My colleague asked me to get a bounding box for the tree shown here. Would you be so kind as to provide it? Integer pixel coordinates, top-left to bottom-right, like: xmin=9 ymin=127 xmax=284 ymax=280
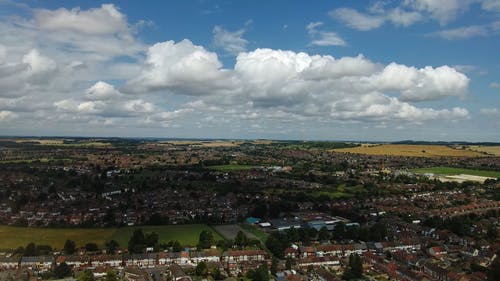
xmin=318 ymin=226 xmax=330 ymax=241
xmin=488 ymin=256 xmax=500 ymax=281
xmin=24 ymin=242 xmax=36 ymax=256
xmin=77 ymin=270 xmax=95 ymax=281
xmin=53 ymin=262 xmax=72 ymax=278
xmin=265 ymin=232 xmax=289 ymax=259
xmin=148 ymin=213 xmax=169 ymax=225
xmin=333 ymin=222 xmax=346 ymax=240
xmin=85 ymin=243 xmax=99 ymax=252
xmin=128 ymin=229 xmax=147 ymax=253
xmin=105 ymin=240 xmax=119 ymax=254
xmin=285 ymin=257 xmax=292 ymax=270
xmin=196 ymin=261 xmax=208 ymax=277
xmin=172 ymin=240 xmax=182 ymax=252
xmin=270 ymin=258 xmax=278 ymax=276
xmin=343 ymin=254 xmax=363 ymax=280
xmin=235 ymin=231 xmax=248 ymax=248
xmin=64 ymin=239 xmax=76 ymax=255
xmin=145 ymin=232 xmax=159 ymax=251
xmin=198 ymin=230 xmax=215 ymax=249
xmin=487 ymin=225 xmax=497 ymax=241
xmin=254 ymin=263 xmax=270 ymax=281
xmin=212 ymin=267 xmax=223 ymax=280
xmin=105 ymin=269 xmax=118 ymax=281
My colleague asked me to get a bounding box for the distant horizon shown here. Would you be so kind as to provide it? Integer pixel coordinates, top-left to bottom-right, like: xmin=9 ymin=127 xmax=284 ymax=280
xmin=1 ymin=134 xmax=500 ymax=145
xmin=1 ymin=1 xmax=499 ymax=141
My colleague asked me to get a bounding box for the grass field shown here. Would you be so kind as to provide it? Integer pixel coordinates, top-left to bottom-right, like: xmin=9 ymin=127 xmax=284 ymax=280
xmin=0 ymin=224 xmax=221 ymax=250
xmin=239 ymin=224 xmax=268 ymax=242
xmin=411 ymin=166 xmax=500 ymax=178
xmin=333 ymin=144 xmax=483 ymax=157
xmin=239 ymin=224 xmax=270 ymax=253
xmin=0 ymin=158 xmax=73 ymax=164
xmin=12 ymin=139 xmax=111 ymax=147
xmin=208 ymin=164 xmax=261 ymax=171
xmin=467 ymin=145 xmax=500 ymax=156
xmin=163 ymin=140 xmax=243 ymax=147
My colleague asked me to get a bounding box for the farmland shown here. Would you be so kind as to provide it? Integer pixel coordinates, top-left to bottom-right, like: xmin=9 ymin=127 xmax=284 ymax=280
xmin=466 ymin=145 xmax=500 ymax=156
xmin=0 ymin=224 xmax=221 ymax=250
xmin=411 ymin=166 xmax=500 ymax=178
xmin=208 ymin=164 xmax=262 ymax=171
xmin=12 ymin=139 xmax=111 ymax=147
xmin=333 ymin=144 xmax=484 ymax=157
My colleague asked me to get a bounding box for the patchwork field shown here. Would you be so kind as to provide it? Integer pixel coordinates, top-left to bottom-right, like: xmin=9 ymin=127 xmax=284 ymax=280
xmin=208 ymin=164 xmax=261 ymax=171
xmin=213 ymin=224 xmax=257 ymax=240
xmin=163 ymin=140 xmax=243 ymax=147
xmin=333 ymin=144 xmax=483 ymax=157
xmin=466 ymin=145 xmax=500 ymax=156
xmin=0 ymin=224 xmax=221 ymax=250
xmin=411 ymin=166 xmax=500 ymax=178
xmin=11 ymin=139 xmax=111 ymax=147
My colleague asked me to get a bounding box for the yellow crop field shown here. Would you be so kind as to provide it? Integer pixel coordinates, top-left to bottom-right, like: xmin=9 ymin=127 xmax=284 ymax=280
xmin=12 ymin=139 xmax=111 ymax=147
xmin=14 ymin=139 xmax=65 ymax=145
xmin=164 ymin=140 xmax=243 ymax=147
xmin=332 ymin=144 xmax=484 ymax=157
xmin=466 ymin=145 xmax=500 ymax=156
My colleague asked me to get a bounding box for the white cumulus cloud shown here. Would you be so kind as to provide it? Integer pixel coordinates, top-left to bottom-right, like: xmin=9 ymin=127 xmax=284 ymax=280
xmin=212 ymin=25 xmax=248 ymax=55
xmin=329 ymin=8 xmax=385 ymax=31
xmin=306 ymin=22 xmax=346 ymax=46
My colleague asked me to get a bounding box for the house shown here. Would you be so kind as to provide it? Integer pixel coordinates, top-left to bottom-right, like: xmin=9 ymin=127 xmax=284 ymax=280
xmin=428 ymin=246 xmax=447 ymax=258
xmin=56 ymin=255 xmax=90 ymax=269
xmin=91 ymin=254 xmax=122 ymax=268
xmin=20 ymin=256 xmax=55 ymax=272
xmin=158 ymin=252 xmax=189 ymax=265
xmin=189 ymin=249 xmax=219 ymax=264
xmin=297 ymin=256 xmax=340 ymax=267
xmin=284 ymin=247 xmax=299 ymax=258
xmin=167 ymin=264 xmax=192 ymax=281
xmin=316 ymin=244 xmax=343 ymax=257
xmin=221 ymin=250 xmax=267 ymax=263
xmin=299 ymin=246 xmax=315 ymax=258
xmin=158 ymin=252 xmax=174 ymax=265
xmin=423 ymin=261 xmax=450 ymax=281
xmin=123 ymin=266 xmax=150 ymax=281
xmin=0 ymin=256 xmax=19 ymax=270
xmin=124 ymin=253 xmax=157 ymax=268
xmin=93 ymin=266 xmax=110 ymax=278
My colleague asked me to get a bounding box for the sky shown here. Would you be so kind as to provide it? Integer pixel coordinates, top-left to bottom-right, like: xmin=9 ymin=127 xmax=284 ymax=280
xmin=0 ymin=0 xmax=499 ymax=141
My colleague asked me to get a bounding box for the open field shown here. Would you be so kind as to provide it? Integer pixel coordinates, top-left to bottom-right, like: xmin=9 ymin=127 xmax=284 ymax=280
xmin=208 ymin=164 xmax=261 ymax=171
xmin=110 ymin=225 xmax=222 ymax=247
xmin=0 ymin=158 xmax=73 ymax=164
xmin=333 ymin=144 xmax=483 ymax=157
xmin=466 ymin=145 xmax=500 ymax=156
xmin=213 ymin=224 xmax=257 ymax=240
xmin=0 ymin=226 xmax=115 ymax=249
xmin=10 ymin=139 xmax=111 ymax=147
xmin=411 ymin=166 xmax=500 ymax=178
xmin=162 ymin=140 xmax=243 ymax=147
xmin=0 ymin=224 xmax=221 ymax=250
xmin=239 ymin=224 xmax=268 ymax=242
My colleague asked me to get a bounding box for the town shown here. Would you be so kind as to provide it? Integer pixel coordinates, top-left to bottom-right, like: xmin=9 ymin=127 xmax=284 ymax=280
xmin=0 ymin=138 xmax=498 ymax=281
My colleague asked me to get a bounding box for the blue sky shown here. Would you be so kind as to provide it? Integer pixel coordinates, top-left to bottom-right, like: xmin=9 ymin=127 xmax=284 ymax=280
xmin=0 ymin=0 xmax=499 ymax=141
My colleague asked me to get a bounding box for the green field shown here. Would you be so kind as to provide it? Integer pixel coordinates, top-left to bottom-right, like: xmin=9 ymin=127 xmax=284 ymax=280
xmin=0 ymin=158 xmax=73 ymax=164
xmin=208 ymin=164 xmax=261 ymax=171
xmin=239 ymin=224 xmax=270 ymax=253
xmin=411 ymin=166 xmax=500 ymax=178
xmin=240 ymin=224 xmax=268 ymax=241
xmin=0 ymin=224 xmax=221 ymax=250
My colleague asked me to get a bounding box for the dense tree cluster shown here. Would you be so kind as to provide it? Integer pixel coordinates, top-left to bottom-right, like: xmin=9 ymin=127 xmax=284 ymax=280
xmin=127 ymin=229 xmax=159 ymax=253
xmin=342 ymin=254 xmax=363 ymax=280
xmin=245 ymin=263 xmax=269 ymax=281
